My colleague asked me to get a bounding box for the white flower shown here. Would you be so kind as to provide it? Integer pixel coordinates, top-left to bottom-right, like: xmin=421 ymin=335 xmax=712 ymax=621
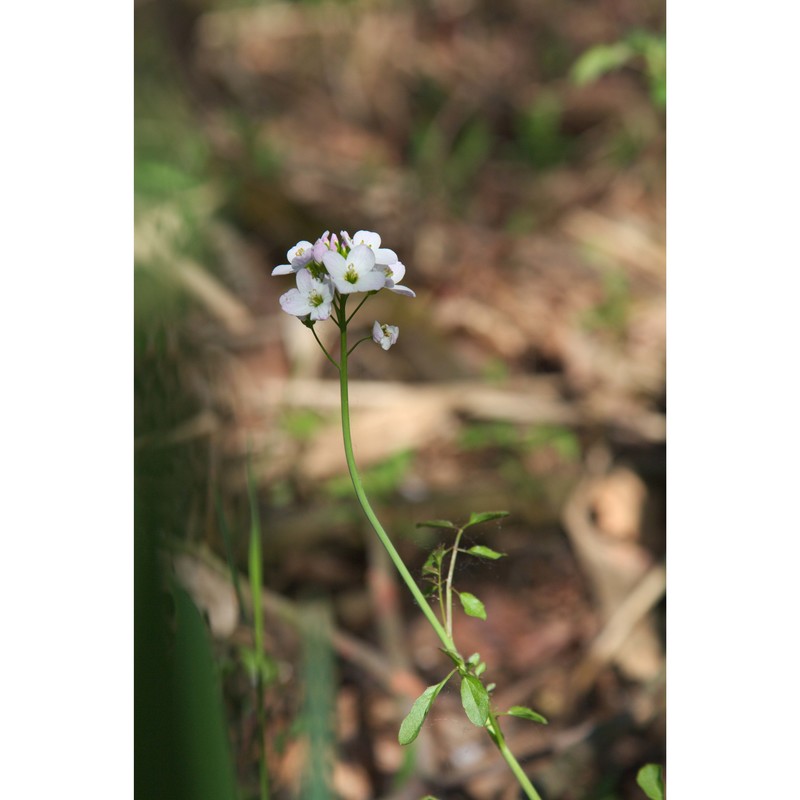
xmin=272 ymin=240 xmax=315 ymax=276
xmin=279 ymin=269 xmax=334 ymax=321
xmin=372 ymin=321 xmax=399 ymax=351
xmin=323 ymin=245 xmax=386 ymax=294
xmin=350 ymin=230 xmax=398 ymax=266
xmin=375 ymin=259 xmax=416 ymax=297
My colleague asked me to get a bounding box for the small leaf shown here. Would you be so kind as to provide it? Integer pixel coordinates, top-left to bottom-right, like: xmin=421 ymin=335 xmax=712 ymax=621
xmin=464 ymin=545 xmax=506 ymax=560
xmin=460 ymin=674 xmax=490 ymax=727
xmin=475 ymin=662 xmax=487 ymax=677
xmin=467 ymin=652 xmax=481 ymax=665
xmin=636 ymin=764 xmax=665 ymax=800
xmin=416 ymin=519 xmax=457 ymax=530
xmin=465 ymin=511 xmax=510 ymax=529
xmin=421 ymin=546 xmax=445 ymax=575
xmin=502 ymin=706 xmax=548 ymax=725
xmin=398 ymin=678 xmax=449 ymax=745
xmin=459 ymin=592 xmax=487 ymax=620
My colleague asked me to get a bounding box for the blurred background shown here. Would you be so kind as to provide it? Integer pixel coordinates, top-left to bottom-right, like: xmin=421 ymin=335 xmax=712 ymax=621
xmin=134 ymin=0 xmax=665 ymax=798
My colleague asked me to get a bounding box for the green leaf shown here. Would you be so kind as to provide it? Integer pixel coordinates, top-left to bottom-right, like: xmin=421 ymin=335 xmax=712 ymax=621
xmin=502 ymin=705 xmax=548 ymax=725
xmin=464 ymin=545 xmax=506 ymax=560
xmin=636 ymin=764 xmax=665 ymax=800
xmin=416 ymin=519 xmax=457 ymax=530
xmin=465 ymin=511 xmax=510 ymax=528
xmin=459 ymin=592 xmax=487 ymax=620
xmin=460 ymin=674 xmax=490 ymax=727
xmin=398 ymin=678 xmax=450 ymax=745
xmin=422 ymin=546 xmax=446 ymax=576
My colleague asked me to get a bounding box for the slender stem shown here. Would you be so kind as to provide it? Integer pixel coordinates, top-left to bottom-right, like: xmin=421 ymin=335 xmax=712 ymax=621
xmin=311 ymin=325 xmax=340 ymax=371
xmin=346 ymin=294 xmax=370 ymax=325
xmin=486 ymin=712 xmax=543 ymax=800
xmin=334 ymin=296 xmax=543 ymax=800
xmin=445 ymin=527 xmax=465 ymax=639
xmin=337 ymin=298 xmax=456 ymax=653
xmin=347 ymin=335 xmax=372 ymax=357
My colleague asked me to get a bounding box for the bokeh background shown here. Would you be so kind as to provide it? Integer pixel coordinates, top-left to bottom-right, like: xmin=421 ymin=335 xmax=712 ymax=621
xmin=134 ymin=1 xmax=665 ymax=798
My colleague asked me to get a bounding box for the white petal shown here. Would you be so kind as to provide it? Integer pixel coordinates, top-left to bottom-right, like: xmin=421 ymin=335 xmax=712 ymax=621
xmin=351 ymin=230 xmax=381 ymax=250
xmin=280 ymin=288 xmax=312 ymax=316
xmin=295 ymin=269 xmax=314 ymax=293
xmin=348 ymin=244 xmax=377 ymax=274
xmin=372 ymin=321 xmax=382 ymax=342
xmin=323 ymin=251 xmax=347 ymax=279
xmin=355 ymin=270 xmax=387 ymax=292
xmin=388 ymin=260 xmax=406 ymax=283
xmin=387 ymin=284 xmax=416 ymax=298
xmin=375 ymin=247 xmax=397 ymax=265
xmin=271 ymin=264 xmax=295 ymax=276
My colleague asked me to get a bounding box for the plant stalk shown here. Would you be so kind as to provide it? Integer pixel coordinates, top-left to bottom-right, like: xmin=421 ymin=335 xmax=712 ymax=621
xmin=337 ymin=301 xmax=456 ymax=653
xmin=486 ymin=711 xmax=543 ymax=800
xmin=334 ymin=298 xmax=543 ymax=800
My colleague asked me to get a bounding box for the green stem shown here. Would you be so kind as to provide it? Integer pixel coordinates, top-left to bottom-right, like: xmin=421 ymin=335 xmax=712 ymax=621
xmin=445 ymin=527 xmax=465 ymax=639
xmin=337 ymin=299 xmax=456 ymax=653
xmin=487 ymin=711 xmax=543 ymax=800
xmin=333 ymin=297 xmax=543 ymax=800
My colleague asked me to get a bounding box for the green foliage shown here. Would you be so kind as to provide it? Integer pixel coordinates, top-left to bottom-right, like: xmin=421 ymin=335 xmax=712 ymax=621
xmin=582 ymin=270 xmax=631 ymax=339
xmin=502 ymin=706 xmax=548 ymax=725
xmin=460 ymin=674 xmax=491 ymax=727
xmin=526 ymin=425 xmax=582 ymax=462
xmin=280 ymin=408 xmax=326 ymax=442
xmin=516 ymin=91 xmax=571 ymax=169
xmin=398 ymin=676 xmax=452 ymax=745
xmin=571 ymin=30 xmax=666 ymax=109
xmin=412 ymin=115 xmax=492 ymax=204
xmin=636 ymin=764 xmax=665 ymax=800
xmin=459 ymin=421 xmax=581 ymax=463
xmin=572 ymin=42 xmax=634 ymax=86
xmin=326 ymin=450 xmax=413 ymax=500
xmin=458 ymin=591 xmax=487 ymax=620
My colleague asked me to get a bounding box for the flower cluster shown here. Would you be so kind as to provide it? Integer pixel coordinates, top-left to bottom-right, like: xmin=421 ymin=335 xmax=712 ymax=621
xmin=272 ymin=230 xmax=413 ymax=350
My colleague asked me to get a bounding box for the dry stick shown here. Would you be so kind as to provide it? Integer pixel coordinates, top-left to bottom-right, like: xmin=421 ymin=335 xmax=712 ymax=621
xmin=570 ymin=563 xmax=667 ymax=698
